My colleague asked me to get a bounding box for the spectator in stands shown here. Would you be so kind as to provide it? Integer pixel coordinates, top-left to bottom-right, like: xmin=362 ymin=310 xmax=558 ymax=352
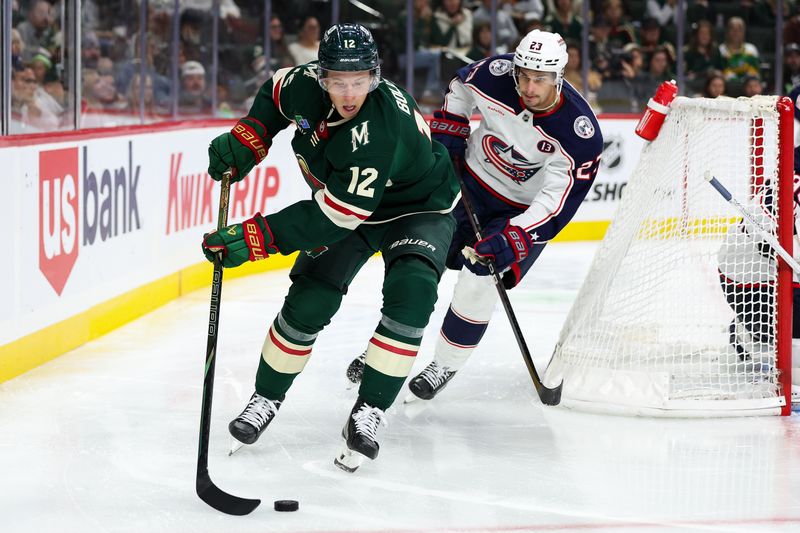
xmin=639 ymin=46 xmax=673 ymax=95
xmin=590 ymin=16 xmax=615 ymax=79
xmin=742 ymin=74 xmax=764 ymax=97
xmin=701 ymin=70 xmax=727 ymax=98
xmin=42 ymin=66 xmax=64 ymax=108
xmin=512 ymin=0 xmax=546 ymax=28
xmin=473 ymin=0 xmax=518 ymax=53
xmin=11 ymin=64 xmax=61 ymax=130
xmin=603 ymin=0 xmax=636 ymax=49
xmin=638 ymin=17 xmax=676 ymax=67
xmin=29 ymin=49 xmax=52 ymax=84
xmin=179 ymin=60 xmax=212 ymax=115
xmin=544 ymin=0 xmax=583 ymax=44
xmin=785 ymin=12 xmax=800 ymax=46
xmin=115 ymin=33 xmax=172 ymax=111
xmin=179 ymin=8 xmax=211 ymax=65
xmin=742 ymin=0 xmax=791 ymax=28
xmin=646 ymin=0 xmax=678 ymax=26
xmin=467 ymin=21 xmax=493 ymax=61
xmin=127 ymin=72 xmax=157 ymax=115
xmin=620 ymin=42 xmax=646 ymax=84
xmin=431 ymin=0 xmax=473 ymax=55
xmin=784 ymin=43 xmax=800 ymax=93
xmin=83 ymin=67 xmax=125 ymax=112
xmin=564 ymin=41 xmax=602 ymax=109
xmin=521 ymin=15 xmax=546 ymax=34
xmin=16 ymin=0 xmax=55 ymax=62
xmin=684 ymin=20 xmax=724 ymax=83
xmin=82 ymin=31 xmax=101 ymax=70
xmin=288 ymin=16 xmax=321 ymax=66
xmin=11 ymin=28 xmax=24 ymax=70
xmin=720 ymin=17 xmax=760 ymax=84
xmin=686 ymin=0 xmax=716 ymax=25
xmin=267 ymin=15 xmax=294 ymax=73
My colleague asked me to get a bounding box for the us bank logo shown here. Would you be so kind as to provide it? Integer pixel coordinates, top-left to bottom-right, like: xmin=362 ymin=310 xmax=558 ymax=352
xmin=39 ymin=148 xmax=79 ymax=295
xmin=38 ymin=144 xmax=142 ymax=295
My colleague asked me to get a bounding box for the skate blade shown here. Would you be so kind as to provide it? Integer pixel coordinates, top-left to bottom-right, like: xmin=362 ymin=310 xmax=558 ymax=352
xmin=228 ymin=438 xmax=246 ymax=456
xmin=402 ymin=398 xmax=431 ymax=420
xmin=403 ymin=392 xmax=421 ymax=404
xmin=334 ymin=447 xmax=367 ymax=473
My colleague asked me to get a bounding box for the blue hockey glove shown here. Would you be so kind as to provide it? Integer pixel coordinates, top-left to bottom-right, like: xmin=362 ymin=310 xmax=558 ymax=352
xmin=464 ymin=223 xmax=534 ymax=276
xmin=429 ymin=110 xmax=470 ymax=163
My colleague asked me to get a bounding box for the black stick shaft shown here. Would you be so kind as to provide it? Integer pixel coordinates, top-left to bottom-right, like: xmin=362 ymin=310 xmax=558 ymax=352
xmin=196 ymin=172 xmax=260 ymax=515
xmin=198 ymin=172 xmax=231 ymax=482
xmin=454 ymin=161 xmax=562 ymax=405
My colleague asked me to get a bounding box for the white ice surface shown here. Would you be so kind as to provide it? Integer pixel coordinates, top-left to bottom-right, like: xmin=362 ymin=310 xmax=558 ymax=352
xmin=2 ymin=242 xmax=799 ymax=533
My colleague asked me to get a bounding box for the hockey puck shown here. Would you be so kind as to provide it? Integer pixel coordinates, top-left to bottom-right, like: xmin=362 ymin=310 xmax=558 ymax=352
xmin=274 ymin=499 xmax=299 ymax=512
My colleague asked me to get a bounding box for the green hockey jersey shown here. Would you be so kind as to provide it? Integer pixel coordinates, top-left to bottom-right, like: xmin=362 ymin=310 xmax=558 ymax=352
xmin=245 ymin=62 xmax=459 ymax=254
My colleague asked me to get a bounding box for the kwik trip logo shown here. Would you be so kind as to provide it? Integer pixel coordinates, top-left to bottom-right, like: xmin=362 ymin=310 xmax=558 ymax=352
xmin=39 ymin=143 xmax=142 ymax=295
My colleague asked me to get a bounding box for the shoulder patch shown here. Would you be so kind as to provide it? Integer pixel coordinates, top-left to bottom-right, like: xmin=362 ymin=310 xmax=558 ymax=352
xmin=489 ymin=59 xmax=513 ymax=76
xmin=573 ymin=115 xmax=595 ymax=139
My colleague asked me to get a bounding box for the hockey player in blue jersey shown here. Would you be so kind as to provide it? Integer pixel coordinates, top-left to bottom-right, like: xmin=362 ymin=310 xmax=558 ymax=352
xmin=346 ymin=29 xmax=604 ymax=400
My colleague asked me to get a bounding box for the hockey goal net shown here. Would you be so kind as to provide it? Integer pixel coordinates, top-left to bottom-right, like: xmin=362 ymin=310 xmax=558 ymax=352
xmin=545 ymin=95 xmax=794 ymax=416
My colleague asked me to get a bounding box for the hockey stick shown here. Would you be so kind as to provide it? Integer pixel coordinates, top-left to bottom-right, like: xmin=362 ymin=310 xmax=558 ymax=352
xmin=454 ymin=160 xmax=563 ymax=405
xmin=196 ymin=171 xmax=261 ymax=515
xmin=705 ymin=172 xmax=800 ymax=274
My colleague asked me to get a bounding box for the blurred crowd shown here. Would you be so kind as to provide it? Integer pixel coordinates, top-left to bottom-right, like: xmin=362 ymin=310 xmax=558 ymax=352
xmin=9 ymin=0 xmax=800 ymax=133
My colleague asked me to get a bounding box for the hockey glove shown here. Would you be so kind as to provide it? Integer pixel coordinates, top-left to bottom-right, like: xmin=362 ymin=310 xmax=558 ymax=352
xmin=202 ymin=213 xmax=279 ymax=268
xmin=208 ymin=117 xmax=271 ymax=182
xmin=464 ymin=223 xmax=534 ymax=276
xmin=429 ymin=110 xmax=470 ymax=163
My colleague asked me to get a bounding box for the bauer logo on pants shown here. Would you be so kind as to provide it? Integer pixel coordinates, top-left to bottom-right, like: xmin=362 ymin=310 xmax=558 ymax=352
xmin=39 ymin=147 xmax=80 ymax=296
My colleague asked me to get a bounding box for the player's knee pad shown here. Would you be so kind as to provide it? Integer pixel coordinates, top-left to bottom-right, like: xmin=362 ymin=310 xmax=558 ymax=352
xmin=281 ymin=275 xmax=344 ymax=334
xmin=450 ymin=267 xmax=498 ymax=323
xmin=382 ymin=256 xmax=440 ymax=329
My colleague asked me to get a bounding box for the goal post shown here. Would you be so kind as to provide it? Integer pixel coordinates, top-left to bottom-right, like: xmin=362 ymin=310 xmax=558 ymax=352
xmin=544 ymin=95 xmax=794 ymax=417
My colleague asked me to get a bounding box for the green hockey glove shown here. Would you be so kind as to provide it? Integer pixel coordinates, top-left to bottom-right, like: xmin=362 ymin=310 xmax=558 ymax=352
xmin=208 ymin=117 xmax=271 ymax=182
xmin=202 ymin=213 xmax=279 ymax=268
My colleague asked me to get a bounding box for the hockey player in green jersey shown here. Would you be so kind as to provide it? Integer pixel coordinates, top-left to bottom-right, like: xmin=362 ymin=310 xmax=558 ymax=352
xmin=201 ymin=23 xmax=459 ymax=472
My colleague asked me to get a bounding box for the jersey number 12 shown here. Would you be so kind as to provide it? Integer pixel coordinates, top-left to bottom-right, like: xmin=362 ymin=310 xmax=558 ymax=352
xmin=348 ymin=167 xmax=378 ymax=197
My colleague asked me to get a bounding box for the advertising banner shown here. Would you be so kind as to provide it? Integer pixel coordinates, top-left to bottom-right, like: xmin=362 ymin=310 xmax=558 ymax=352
xmin=1 ymin=116 xmax=643 ymax=348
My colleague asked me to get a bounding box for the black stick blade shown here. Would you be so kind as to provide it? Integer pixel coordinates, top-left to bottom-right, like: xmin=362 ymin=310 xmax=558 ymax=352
xmin=538 ymin=380 xmax=563 ymax=406
xmin=197 ymin=474 xmax=260 ymax=516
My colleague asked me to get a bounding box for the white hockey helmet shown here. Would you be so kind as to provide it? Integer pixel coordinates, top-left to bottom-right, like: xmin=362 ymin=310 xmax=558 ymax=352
xmin=513 ymin=29 xmax=568 ymax=94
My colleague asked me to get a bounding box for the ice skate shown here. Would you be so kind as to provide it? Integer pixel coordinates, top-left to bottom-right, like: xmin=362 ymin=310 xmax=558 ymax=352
xmin=334 ymin=397 xmax=386 ymax=473
xmin=228 ymin=392 xmax=282 ymax=449
xmin=407 ymin=360 xmax=457 ymax=401
xmin=345 ymin=351 xmax=366 ymax=389
xmin=792 ymin=385 xmax=800 ymax=412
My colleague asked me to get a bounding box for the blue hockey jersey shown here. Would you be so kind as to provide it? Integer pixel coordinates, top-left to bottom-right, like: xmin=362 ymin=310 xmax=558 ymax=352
xmin=443 ymin=54 xmax=603 ymax=241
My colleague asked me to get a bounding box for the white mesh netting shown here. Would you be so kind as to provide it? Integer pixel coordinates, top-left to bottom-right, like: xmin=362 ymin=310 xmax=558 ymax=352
xmin=545 ymin=96 xmax=789 ymax=416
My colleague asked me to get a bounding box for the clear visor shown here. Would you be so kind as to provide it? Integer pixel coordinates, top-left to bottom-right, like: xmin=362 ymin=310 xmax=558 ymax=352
xmin=318 ymin=68 xmax=380 ymax=96
xmin=513 ymin=69 xmax=557 ymax=86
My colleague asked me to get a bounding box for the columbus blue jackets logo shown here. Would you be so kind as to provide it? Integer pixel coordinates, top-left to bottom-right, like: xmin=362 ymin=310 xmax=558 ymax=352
xmin=489 ymin=59 xmax=512 ymax=76
xmin=482 ymin=134 xmax=543 ymax=183
xmin=573 ymin=116 xmax=595 ymax=139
